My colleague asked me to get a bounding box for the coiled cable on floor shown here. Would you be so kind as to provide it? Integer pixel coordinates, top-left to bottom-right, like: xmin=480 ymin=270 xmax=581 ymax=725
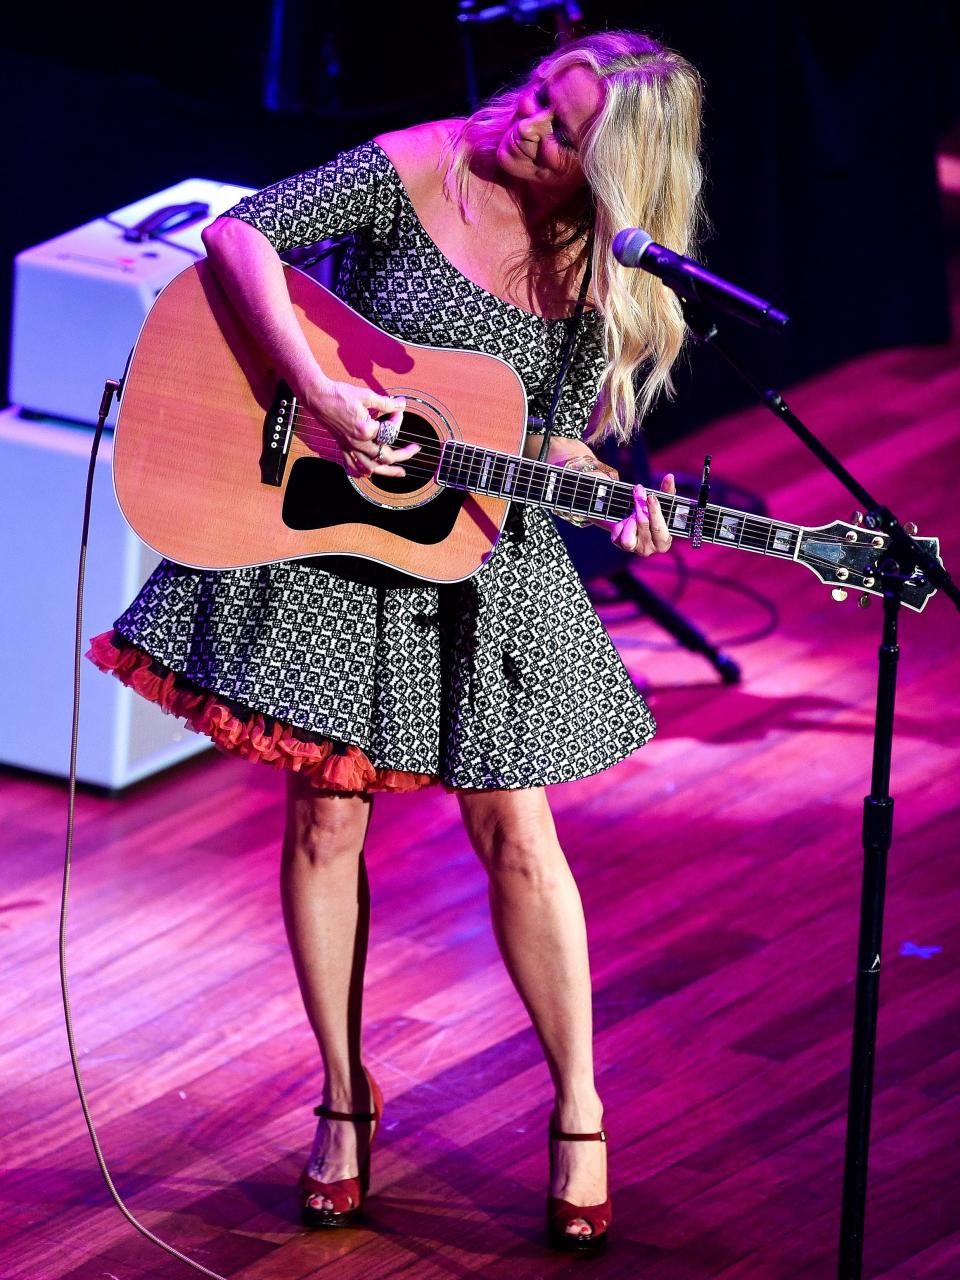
xmin=60 ymin=378 xmax=228 ymax=1280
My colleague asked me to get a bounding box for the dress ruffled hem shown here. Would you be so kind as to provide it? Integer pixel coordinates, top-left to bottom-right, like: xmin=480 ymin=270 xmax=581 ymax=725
xmin=86 ymin=631 xmax=437 ymax=794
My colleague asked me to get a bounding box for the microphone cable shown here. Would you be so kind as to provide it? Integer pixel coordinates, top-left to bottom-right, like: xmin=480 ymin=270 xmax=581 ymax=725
xmin=60 ymin=378 xmax=228 ymax=1280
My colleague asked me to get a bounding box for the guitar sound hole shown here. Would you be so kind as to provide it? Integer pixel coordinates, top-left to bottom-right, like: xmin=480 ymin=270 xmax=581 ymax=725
xmin=370 ymin=411 xmax=440 ymax=495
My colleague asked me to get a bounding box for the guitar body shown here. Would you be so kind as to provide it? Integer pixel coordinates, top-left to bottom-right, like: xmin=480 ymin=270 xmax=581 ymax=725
xmin=113 ymin=261 xmax=528 ymax=581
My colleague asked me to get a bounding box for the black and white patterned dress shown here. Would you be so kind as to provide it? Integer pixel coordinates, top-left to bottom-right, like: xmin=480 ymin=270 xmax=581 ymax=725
xmin=92 ymin=140 xmax=656 ymax=790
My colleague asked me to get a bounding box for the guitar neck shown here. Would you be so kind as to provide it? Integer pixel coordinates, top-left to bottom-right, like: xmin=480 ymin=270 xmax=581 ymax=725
xmin=437 ymin=440 xmax=803 ymax=561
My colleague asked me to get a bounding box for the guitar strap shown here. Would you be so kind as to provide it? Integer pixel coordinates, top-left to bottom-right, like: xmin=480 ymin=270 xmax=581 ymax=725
xmin=537 ymin=238 xmax=595 ymax=464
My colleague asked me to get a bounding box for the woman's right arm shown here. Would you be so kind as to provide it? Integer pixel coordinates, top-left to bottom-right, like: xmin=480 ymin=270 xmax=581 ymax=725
xmin=200 ymin=214 xmax=416 ymax=477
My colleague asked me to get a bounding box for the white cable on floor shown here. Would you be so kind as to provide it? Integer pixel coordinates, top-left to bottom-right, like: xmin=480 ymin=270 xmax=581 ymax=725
xmin=59 ymin=379 xmax=228 ymax=1280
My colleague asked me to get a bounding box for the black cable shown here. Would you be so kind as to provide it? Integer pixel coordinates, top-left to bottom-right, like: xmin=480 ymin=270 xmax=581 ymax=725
xmin=61 ymin=379 xmax=227 ymax=1280
xmin=537 ymin=242 xmax=594 ymax=463
xmin=102 ymin=216 xmax=203 ymax=259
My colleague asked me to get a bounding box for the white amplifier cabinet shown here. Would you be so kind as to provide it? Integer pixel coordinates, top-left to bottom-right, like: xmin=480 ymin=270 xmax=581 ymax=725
xmin=0 ymin=408 xmax=211 ymax=789
xmin=10 ymin=178 xmax=255 ymax=426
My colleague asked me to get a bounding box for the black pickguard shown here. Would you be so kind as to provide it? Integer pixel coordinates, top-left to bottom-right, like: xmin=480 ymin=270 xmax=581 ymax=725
xmin=282 ymin=457 xmax=466 ymax=544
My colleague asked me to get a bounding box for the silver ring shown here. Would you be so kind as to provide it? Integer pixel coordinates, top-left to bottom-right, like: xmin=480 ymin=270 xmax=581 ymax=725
xmin=376 ymin=443 xmax=385 ymax=463
xmin=375 ymin=420 xmax=400 ymax=446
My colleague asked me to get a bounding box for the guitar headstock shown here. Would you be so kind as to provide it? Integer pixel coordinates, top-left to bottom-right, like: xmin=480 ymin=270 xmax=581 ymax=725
xmin=798 ymin=519 xmax=941 ymax=613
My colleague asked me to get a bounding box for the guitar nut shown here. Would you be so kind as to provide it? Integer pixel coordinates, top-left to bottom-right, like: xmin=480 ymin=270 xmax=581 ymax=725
xmin=835 ymin=567 xmax=849 ymax=580
xmin=871 ymin=535 xmax=884 ymax=548
xmin=844 ymin=531 xmax=858 ymax=542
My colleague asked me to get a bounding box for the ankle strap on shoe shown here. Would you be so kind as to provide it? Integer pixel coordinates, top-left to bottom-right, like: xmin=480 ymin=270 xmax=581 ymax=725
xmin=314 ymin=1103 xmax=377 ymax=1122
xmin=550 ymin=1126 xmax=607 ymax=1142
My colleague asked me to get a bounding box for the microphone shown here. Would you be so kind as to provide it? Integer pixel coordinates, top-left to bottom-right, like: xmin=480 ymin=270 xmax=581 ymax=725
xmin=612 ymin=228 xmax=790 ymax=332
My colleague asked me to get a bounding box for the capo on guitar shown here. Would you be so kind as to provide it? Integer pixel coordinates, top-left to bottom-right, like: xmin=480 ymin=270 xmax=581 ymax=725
xmin=690 ymin=454 xmax=711 ymax=549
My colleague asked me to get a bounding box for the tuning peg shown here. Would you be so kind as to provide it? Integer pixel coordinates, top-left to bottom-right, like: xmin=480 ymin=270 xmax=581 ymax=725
xmin=831 ymin=588 xmax=848 ymax=602
xmin=851 ymin=511 xmax=864 ymax=526
xmin=858 ymin=594 xmax=871 ymax=608
xmin=904 ymin=521 xmax=918 ymax=536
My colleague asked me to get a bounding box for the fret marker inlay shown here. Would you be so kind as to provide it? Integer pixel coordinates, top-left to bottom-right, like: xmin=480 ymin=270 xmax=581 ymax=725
xmin=671 ymin=503 xmax=691 ymax=531
xmin=773 ymin=528 xmax=793 ymax=552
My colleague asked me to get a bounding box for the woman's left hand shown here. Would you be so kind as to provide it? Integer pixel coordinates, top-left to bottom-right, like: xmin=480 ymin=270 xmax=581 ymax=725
xmin=611 ymin=472 xmax=676 ymax=557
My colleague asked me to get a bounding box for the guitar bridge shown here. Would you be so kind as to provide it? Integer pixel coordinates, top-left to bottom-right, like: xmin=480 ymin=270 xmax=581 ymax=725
xmin=260 ymin=382 xmax=296 ymax=487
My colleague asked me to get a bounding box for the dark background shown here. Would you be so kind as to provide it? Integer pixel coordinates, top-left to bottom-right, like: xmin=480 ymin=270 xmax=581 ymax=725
xmin=1 ymin=0 xmax=957 ymax=444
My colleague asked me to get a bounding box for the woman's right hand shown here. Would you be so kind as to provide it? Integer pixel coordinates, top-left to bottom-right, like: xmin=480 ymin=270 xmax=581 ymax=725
xmin=300 ymin=374 xmax=420 ymax=478
xmin=200 ymin=220 xmax=419 ymax=479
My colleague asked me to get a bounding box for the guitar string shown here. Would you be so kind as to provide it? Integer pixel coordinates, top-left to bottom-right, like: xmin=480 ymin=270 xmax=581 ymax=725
xmin=288 ymin=422 xmax=851 ymax=531
xmin=286 ymin=420 xmax=879 ymax=543
xmin=282 ymin=410 xmax=917 ymax=570
xmin=212 ymin=397 xmax=920 ymax=572
xmin=286 ymin=425 xmax=877 ymax=549
xmin=283 ymin=414 xmax=904 ymax=551
xmin=283 ymin=427 xmax=871 ymax=554
xmin=266 ymin=436 xmax=893 ymax=577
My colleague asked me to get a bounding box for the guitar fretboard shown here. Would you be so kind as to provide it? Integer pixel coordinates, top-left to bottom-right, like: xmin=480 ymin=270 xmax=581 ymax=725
xmin=438 ymin=440 xmax=802 ymax=560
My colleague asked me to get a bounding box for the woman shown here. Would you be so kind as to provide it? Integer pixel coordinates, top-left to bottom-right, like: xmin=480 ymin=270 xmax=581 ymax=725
xmin=89 ymin=30 xmax=703 ymax=1252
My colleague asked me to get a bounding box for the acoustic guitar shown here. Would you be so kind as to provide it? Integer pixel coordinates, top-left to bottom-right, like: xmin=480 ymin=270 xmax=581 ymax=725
xmin=113 ymin=261 xmax=941 ymax=612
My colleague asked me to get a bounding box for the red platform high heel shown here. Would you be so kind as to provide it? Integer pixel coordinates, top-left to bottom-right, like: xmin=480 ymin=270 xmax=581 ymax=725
xmin=545 ymin=1118 xmax=612 ymax=1253
xmin=297 ymin=1069 xmax=384 ymax=1229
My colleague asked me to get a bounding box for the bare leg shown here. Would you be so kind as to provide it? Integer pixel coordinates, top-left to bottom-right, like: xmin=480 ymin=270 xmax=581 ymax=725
xmin=458 ymin=787 xmax=606 ymax=1238
xmin=280 ymin=775 xmax=376 ymax=1210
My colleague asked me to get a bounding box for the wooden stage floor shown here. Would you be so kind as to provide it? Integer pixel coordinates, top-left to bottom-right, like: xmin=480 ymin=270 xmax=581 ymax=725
xmin=2 ymin=317 xmax=959 ymax=1278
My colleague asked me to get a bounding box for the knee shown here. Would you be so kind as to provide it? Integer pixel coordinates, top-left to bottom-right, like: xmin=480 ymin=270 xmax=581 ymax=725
xmin=283 ymin=784 xmax=369 ymax=872
xmin=473 ymin=817 xmax=566 ymax=895
xmin=283 ymin=819 xmax=361 ymax=872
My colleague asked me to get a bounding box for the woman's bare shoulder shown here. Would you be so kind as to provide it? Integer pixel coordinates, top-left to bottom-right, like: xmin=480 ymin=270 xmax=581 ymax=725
xmin=374 ymin=120 xmax=464 ymax=198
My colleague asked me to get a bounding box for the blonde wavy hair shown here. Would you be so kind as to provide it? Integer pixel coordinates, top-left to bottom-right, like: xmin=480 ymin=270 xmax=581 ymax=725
xmin=444 ymin=31 xmax=705 ymax=441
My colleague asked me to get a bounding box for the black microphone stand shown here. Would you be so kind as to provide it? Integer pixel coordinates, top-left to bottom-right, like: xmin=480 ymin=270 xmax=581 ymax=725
xmin=677 ymin=297 xmax=959 ymax=1278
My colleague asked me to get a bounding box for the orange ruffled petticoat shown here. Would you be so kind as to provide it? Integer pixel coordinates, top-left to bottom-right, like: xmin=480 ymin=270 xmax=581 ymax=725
xmin=87 ymin=630 xmax=436 ymax=794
